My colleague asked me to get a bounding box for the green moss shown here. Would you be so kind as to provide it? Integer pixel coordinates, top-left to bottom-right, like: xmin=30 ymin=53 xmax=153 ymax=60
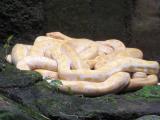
xmin=135 ymin=86 xmax=160 ymax=98
xmin=104 ymin=96 xmax=117 ymax=105
xmin=17 ymin=104 xmax=50 ymax=120
xmin=25 ymin=71 xmax=42 ymax=79
xmin=124 ymin=86 xmax=160 ymax=101
xmin=96 ymin=95 xmax=118 ymax=107
xmin=3 ymin=63 xmax=41 ymax=77
xmin=136 ymin=115 xmax=160 ymax=120
xmin=0 ymin=94 xmax=49 ymax=120
xmin=36 ymin=98 xmax=60 ymax=109
xmin=0 ymin=63 xmax=43 ymax=88
xmin=0 ymin=111 xmax=17 ymax=120
xmin=85 ymin=111 xmax=99 ymax=118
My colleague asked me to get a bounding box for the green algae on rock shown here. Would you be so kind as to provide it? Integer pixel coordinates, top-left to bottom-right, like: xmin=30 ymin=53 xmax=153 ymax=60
xmin=0 ymin=94 xmax=49 ymax=120
xmin=135 ymin=115 xmax=160 ymax=120
xmin=0 ymin=53 xmax=160 ymax=120
xmin=124 ymin=86 xmax=160 ymax=101
xmin=0 ymin=63 xmax=42 ymax=88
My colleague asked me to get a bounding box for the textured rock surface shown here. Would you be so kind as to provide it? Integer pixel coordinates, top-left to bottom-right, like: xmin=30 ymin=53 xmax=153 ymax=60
xmin=0 ymin=46 xmax=160 ymax=120
xmin=0 ymin=94 xmax=49 ymax=120
xmin=129 ymin=0 xmax=160 ymax=60
xmin=136 ymin=115 xmax=160 ymax=120
xmin=44 ymin=0 xmax=131 ymax=44
xmin=0 ymin=0 xmax=44 ymax=44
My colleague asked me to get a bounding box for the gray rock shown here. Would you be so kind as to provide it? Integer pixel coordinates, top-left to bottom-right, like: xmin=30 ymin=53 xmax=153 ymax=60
xmin=130 ymin=0 xmax=160 ymax=60
xmin=0 ymin=62 xmax=160 ymax=120
xmin=0 ymin=0 xmax=45 ymax=44
xmin=0 ymin=0 xmax=131 ymax=44
xmin=136 ymin=115 xmax=160 ymax=120
xmin=44 ymin=0 xmax=131 ymax=43
xmin=0 ymin=64 xmax=41 ymax=88
xmin=0 ymin=94 xmax=49 ymax=120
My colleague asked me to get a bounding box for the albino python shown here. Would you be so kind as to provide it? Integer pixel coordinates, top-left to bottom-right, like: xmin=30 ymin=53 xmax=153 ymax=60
xmin=6 ymin=32 xmax=159 ymax=96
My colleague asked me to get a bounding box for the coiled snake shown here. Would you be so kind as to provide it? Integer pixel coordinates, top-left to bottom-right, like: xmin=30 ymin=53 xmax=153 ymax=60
xmin=6 ymin=32 xmax=159 ymax=96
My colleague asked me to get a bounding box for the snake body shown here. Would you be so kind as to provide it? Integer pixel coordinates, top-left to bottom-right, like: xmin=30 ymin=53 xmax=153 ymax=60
xmin=56 ymin=72 xmax=130 ymax=96
xmin=51 ymin=42 xmax=158 ymax=82
xmin=6 ymin=32 xmax=160 ymax=96
xmin=11 ymin=44 xmax=31 ymax=65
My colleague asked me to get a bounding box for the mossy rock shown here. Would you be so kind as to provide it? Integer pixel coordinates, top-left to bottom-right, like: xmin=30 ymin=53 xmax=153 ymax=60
xmin=135 ymin=115 xmax=160 ymax=120
xmin=124 ymin=86 xmax=160 ymax=101
xmin=0 ymin=63 xmax=42 ymax=88
xmin=0 ymin=58 xmax=160 ymax=120
xmin=0 ymin=94 xmax=49 ymax=120
xmin=4 ymin=81 xmax=160 ymax=120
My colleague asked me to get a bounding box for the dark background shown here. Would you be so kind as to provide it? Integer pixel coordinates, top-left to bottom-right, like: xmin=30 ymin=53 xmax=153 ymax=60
xmin=0 ymin=0 xmax=160 ymax=60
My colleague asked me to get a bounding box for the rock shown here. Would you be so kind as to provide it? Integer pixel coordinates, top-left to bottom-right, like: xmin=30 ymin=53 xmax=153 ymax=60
xmin=0 ymin=64 xmax=41 ymax=88
xmin=4 ymin=84 xmax=160 ymax=120
xmin=0 ymin=46 xmax=42 ymax=88
xmin=0 ymin=0 xmax=45 ymax=44
xmin=1 ymin=63 xmax=160 ymax=120
xmin=29 ymin=85 xmax=160 ymax=120
xmin=44 ymin=0 xmax=131 ymax=43
xmin=136 ymin=115 xmax=160 ymax=120
xmin=0 ymin=94 xmax=49 ymax=120
xmin=0 ymin=0 xmax=132 ymax=44
xmin=130 ymin=0 xmax=160 ymax=60
xmin=0 ymin=57 xmax=160 ymax=120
